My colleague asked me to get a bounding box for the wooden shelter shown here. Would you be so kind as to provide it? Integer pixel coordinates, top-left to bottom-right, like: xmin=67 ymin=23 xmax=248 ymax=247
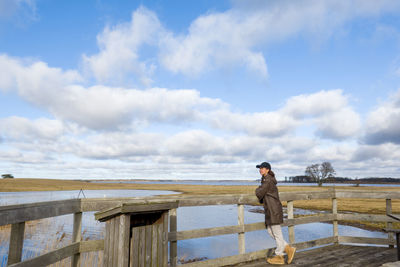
xmin=95 ymin=200 xmax=179 ymax=267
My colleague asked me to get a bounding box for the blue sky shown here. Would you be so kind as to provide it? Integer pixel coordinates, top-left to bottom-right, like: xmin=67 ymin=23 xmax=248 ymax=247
xmin=1 ymin=0 xmax=400 ymax=180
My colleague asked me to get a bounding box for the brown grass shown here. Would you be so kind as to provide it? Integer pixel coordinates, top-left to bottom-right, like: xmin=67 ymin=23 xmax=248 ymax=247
xmin=2 ymin=178 xmax=400 ymax=231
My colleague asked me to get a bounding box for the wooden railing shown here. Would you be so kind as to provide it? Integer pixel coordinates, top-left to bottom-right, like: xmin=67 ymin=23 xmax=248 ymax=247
xmin=1 ymin=188 xmax=400 ymax=266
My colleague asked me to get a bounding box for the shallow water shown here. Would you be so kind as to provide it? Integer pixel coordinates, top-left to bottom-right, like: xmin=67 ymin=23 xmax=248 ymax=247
xmin=0 ymin=190 xmax=388 ymax=266
xmin=90 ymin=179 xmax=400 ymax=187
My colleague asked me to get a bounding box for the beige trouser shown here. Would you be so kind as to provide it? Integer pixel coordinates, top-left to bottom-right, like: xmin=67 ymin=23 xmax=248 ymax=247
xmin=267 ymin=224 xmax=288 ymax=255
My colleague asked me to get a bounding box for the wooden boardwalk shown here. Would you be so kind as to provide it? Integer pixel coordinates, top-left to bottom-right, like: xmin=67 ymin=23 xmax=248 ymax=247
xmin=231 ymin=245 xmax=398 ymax=267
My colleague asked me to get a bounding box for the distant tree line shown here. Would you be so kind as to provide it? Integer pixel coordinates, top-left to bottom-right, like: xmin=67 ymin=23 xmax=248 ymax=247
xmin=2 ymin=174 xmax=14 ymax=179
xmin=282 ymin=161 xmax=400 ymax=186
xmin=286 ymin=175 xmax=400 ymax=184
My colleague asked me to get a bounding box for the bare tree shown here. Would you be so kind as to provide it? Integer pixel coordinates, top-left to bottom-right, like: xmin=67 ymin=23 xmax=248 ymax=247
xmin=305 ymin=162 xmax=335 ymax=186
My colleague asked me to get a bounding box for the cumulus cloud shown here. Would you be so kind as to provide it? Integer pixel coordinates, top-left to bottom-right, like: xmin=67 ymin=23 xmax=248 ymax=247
xmin=68 ymin=132 xmax=163 ymax=160
xmin=0 ymin=54 xmax=224 ymax=130
xmin=83 ymin=7 xmax=163 ymax=86
xmin=0 ymin=116 xmax=64 ymax=141
xmin=208 ymin=89 xmax=360 ymax=139
xmin=364 ymin=89 xmax=400 ymax=144
xmin=77 ymin=0 xmax=400 ymax=82
xmin=158 ymin=0 xmax=400 ymax=77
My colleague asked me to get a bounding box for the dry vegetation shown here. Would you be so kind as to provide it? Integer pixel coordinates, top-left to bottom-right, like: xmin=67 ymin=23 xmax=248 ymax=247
xmin=2 ymin=178 xmax=400 ymax=215
xmin=2 ymin=178 xmax=400 ymax=235
xmin=2 ymin=178 xmax=400 ymax=265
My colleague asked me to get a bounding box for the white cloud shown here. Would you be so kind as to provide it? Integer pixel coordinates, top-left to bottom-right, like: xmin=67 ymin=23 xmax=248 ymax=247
xmin=67 ymin=132 xmax=163 ymax=160
xmin=364 ymin=89 xmax=400 ymax=144
xmin=158 ymin=0 xmax=400 ymax=77
xmin=208 ymin=89 xmax=360 ymax=140
xmin=83 ymin=7 xmax=163 ymax=86
xmin=0 ymin=116 xmax=64 ymax=141
xmin=0 ymin=54 xmax=224 ymax=130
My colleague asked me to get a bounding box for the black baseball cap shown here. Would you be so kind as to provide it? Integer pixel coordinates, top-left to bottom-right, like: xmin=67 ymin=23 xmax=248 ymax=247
xmin=256 ymin=162 xmax=271 ymax=169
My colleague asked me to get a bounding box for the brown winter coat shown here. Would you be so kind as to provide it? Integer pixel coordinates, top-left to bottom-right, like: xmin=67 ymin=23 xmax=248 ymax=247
xmin=255 ymin=174 xmax=283 ymax=226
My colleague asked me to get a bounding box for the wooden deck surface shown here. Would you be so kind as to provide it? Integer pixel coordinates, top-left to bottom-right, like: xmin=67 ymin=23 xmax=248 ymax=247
xmin=230 ymin=245 xmax=398 ymax=267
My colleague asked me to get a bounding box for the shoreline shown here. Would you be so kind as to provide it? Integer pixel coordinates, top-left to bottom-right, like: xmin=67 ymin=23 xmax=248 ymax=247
xmin=1 ymin=178 xmax=400 ymax=231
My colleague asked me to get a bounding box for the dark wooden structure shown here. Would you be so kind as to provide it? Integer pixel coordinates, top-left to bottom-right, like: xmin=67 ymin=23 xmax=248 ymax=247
xmin=1 ymin=189 xmax=400 ymax=266
xmin=231 ymin=244 xmax=397 ymax=267
xmin=95 ymin=201 xmax=178 ymax=267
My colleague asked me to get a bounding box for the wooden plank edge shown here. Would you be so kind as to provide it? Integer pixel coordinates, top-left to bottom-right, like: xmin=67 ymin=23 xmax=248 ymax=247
xmin=181 ymin=237 xmax=335 ymax=267
xmin=8 ymin=242 xmax=80 ymax=267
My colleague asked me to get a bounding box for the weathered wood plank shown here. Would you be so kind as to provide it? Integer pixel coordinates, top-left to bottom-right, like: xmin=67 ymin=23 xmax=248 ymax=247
xmin=169 ymin=208 xmax=178 ymax=267
xmin=163 ymin=212 xmax=168 ymax=267
xmin=283 ymin=214 xmax=335 ymax=227
xmin=157 ymin=223 xmax=163 ymax=267
xmin=145 ymin=225 xmax=152 ymax=267
xmin=113 ymin=216 xmax=120 ymax=267
xmin=387 ymin=198 xmax=395 ymax=248
xmin=332 ymin=197 xmax=338 ymax=244
xmin=338 ymin=236 xmax=391 ymax=245
xmin=139 ymin=226 xmax=146 ymax=267
xmin=0 ymin=199 xmax=81 ymax=226
xmin=104 ymin=221 xmax=110 ymax=267
xmin=7 ymin=222 xmax=25 ymax=266
xmin=238 ymin=245 xmax=396 ymax=267
xmin=238 ymin=204 xmax=245 ymax=254
xmin=95 ymin=201 xmax=179 ymax=222
xmin=79 ymin=239 xmax=104 ymax=252
xmin=181 ymin=237 xmax=334 ymax=267
xmin=169 ymin=214 xmax=334 ymax=242
xmin=118 ymin=214 xmax=130 ymax=267
xmin=182 ymin=247 xmax=274 ymax=267
xmin=8 ymin=242 xmax=79 ymax=267
xmin=292 ymin=236 xmax=335 ymax=250
xmin=151 ymin=224 xmax=158 ymax=267
xmin=287 ymin=200 xmax=295 ymax=244
xmin=335 ymin=190 xmax=400 ymax=199
xmin=169 ymin=224 xmax=244 ymax=241
xmin=337 ymin=213 xmax=395 ymax=222
xmin=72 ymin=212 xmax=82 ymax=267
xmin=108 ymin=218 xmax=115 ymax=267
xmin=131 ymin=227 xmax=140 ymax=267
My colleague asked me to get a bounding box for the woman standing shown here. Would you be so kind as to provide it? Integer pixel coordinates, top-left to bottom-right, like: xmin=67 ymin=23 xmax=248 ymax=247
xmin=255 ymin=162 xmax=296 ymax=265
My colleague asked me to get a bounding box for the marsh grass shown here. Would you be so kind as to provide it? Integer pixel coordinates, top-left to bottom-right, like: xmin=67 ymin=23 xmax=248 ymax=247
xmin=2 ymin=179 xmax=400 ymax=265
xmin=0 ymin=216 xmax=104 ymax=267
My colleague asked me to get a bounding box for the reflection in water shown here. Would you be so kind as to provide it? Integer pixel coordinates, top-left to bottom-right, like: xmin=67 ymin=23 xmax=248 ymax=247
xmin=0 ymin=189 xmax=174 ymax=266
xmin=0 ymin=192 xmax=388 ymax=265
xmin=176 ymin=205 xmax=386 ymax=261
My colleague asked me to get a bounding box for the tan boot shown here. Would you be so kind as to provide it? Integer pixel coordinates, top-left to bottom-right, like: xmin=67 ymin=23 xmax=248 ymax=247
xmin=266 ymin=255 xmax=285 ymax=265
xmin=285 ymin=245 xmax=296 ymax=264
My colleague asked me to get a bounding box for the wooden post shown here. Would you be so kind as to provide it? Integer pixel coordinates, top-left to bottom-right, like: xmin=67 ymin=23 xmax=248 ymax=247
xmin=169 ymin=208 xmax=178 ymax=267
xmin=118 ymin=214 xmax=130 ymax=267
xmin=238 ymin=204 xmax=245 ymax=254
xmin=387 ymin=199 xmax=394 ymax=248
xmin=332 ymin=197 xmax=338 ymax=244
xmin=287 ymin=200 xmax=295 ymax=244
xmin=7 ymin=222 xmax=25 ymax=266
xmin=163 ymin=212 xmax=168 ymax=266
xmin=72 ymin=212 xmax=82 ymax=267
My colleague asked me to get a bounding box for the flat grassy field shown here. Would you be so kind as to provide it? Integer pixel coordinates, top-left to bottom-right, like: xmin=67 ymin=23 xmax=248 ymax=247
xmin=2 ymin=178 xmax=400 ymax=230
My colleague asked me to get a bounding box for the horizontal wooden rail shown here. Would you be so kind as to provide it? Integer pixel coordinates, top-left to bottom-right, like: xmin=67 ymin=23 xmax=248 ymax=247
xmin=182 ymin=237 xmax=334 ymax=267
xmin=3 ymin=189 xmax=400 ymax=267
xmin=7 ymin=240 xmax=104 ymax=267
xmin=8 ymin=242 xmax=80 ymax=267
xmin=335 ymin=191 xmax=400 ymax=199
xmin=0 ymin=199 xmax=81 ymax=226
xmin=169 ymin=214 xmax=336 ymax=242
xmin=337 ymin=213 xmax=399 ymax=223
xmin=338 ymin=236 xmax=393 ymax=245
